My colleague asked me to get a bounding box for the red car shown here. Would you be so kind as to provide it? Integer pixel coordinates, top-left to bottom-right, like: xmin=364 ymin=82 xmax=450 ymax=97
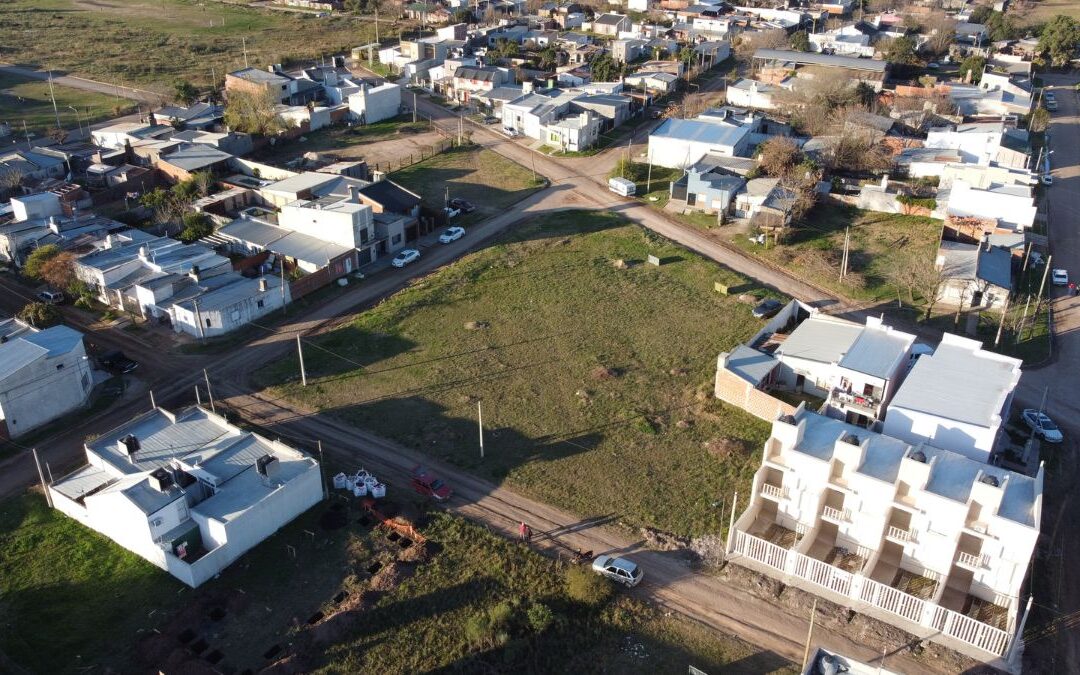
xmin=410 ymin=464 xmax=452 ymax=501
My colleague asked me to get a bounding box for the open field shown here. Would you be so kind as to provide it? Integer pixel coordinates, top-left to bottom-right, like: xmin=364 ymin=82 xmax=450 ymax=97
xmin=0 ymin=491 xmax=791 ymax=673
xmin=1012 ymin=0 xmax=1080 ymax=26
xmin=0 ymin=73 xmax=132 ymax=137
xmin=256 ymin=211 xmax=777 ymax=537
xmin=0 ymin=0 xmax=381 ymax=89
xmin=729 ymin=203 xmax=943 ymax=303
xmin=390 ymin=145 xmax=547 ymax=225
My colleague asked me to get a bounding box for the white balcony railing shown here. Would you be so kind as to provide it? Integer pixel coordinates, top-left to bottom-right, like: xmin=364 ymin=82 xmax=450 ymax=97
xmin=886 ymin=525 xmax=917 ymax=544
xmin=822 ymin=506 xmax=850 ymax=523
xmin=957 ymin=551 xmax=990 ymax=569
xmin=761 ymin=483 xmax=785 ymax=500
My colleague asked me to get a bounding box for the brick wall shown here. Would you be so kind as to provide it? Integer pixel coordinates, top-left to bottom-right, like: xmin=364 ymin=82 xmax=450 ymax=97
xmin=714 ymin=363 xmax=795 ymax=422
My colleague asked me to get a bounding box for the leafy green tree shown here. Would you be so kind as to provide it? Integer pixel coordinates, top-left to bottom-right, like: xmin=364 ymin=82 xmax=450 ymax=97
xmin=18 ymin=301 xmax=60 ymax=328
xmin=491 ymin=39 xmax=520 ymax=60
xmin=22 ymin=244 xmax=60 ymax=280
xmin=590 ymin=53 xmax=621 ymax=83
xmin=173 ymin=80 xmax=199 ymax=106
xmin=958 ymin=55 xmax=986 ymax=83
xmin=883 ymin=36 xmax=918 ymax=65
xmin=854 ymin=81 xmax=877 ymax=108
xmin=1039 ymin=15 xmax=1080 ymax=67
xmin=224 ymin=88 xmax=289 ymax=136
xmin=179 ymin=213 xmax=213 ymax=243
xmin=452 ymin=8 xmax=473 ymax=23
xmin=985 ymin=11 xmax=1018 ymax=42
xmin=789 ymin=30 xmax=811 ymax=52
xmin=526 ymin=602 xmax=554 ymax=633
xmin=537 ymin=45 xmax=559 ymax=70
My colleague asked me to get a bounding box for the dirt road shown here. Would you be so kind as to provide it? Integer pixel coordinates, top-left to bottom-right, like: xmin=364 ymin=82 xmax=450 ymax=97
xmin=0 ymin=63 xmax=162 ymax=105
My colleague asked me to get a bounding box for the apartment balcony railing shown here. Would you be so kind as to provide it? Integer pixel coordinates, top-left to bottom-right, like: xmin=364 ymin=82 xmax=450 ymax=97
xmin=729 ymin=529 xmax=1012 ymax=658
xmin=886 ymin=525 xmax=917 ymax=544
xmin=957 ymin=551 xmax=991 ymax=570
xmin=761 ymin=483 xmax=786 ymax=500
xmin=831 ymin=389 xmax=881 ymax=413
xmin=822 ymin=505 xmax=851 ymax=523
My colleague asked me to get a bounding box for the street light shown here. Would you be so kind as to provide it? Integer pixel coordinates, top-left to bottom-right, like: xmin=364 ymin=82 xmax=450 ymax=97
xmin=67 ymin=106 xmax=83 ymax=136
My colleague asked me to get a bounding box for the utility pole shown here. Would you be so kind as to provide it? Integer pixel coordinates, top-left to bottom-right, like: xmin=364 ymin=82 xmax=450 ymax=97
xmin=242 ymin=37 xmax=249 ymax=68
xmin=203 ymin=368 xmax=216 ymax=413
xmin=444 ymin=184 xmax=450 ymax=208
xmin=33 ymin=449 xmax=52 ymax=507
xmin=280 ymin=264 xmax=287 ymax=316
xmin=646 ymin=150 xmax=653 ymax=193
xmin=801 ymin=599 xmax=818 ymax=671
xmin=375 ymin=6 xmax=380 ymax=44
xmin=994 ymin=294 xmax=1011 ymax=347
xmin=47 ymin=71 xmax=62 ymax=132
xmin=195 ymin=385 xmax=202 ymax=406
xmin=477 ymin=400 xmax=485 ymax=459
xmin=1016 ymin=294 xmax=1032 ymax=344
xmin=149 ymin=389 xmax=156 ymax=409
xmin=413 ymin=92 xmax=418 ymax=123
xmin=840 ymin=227 xmax=850 ymax=282
xmin=1032 ymin=254 xmax=1052 ymax=325
xmin=297 ymin=334 xmax=308 ymax=386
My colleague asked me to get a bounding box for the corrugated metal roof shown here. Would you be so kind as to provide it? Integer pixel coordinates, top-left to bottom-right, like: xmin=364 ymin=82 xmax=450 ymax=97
xmin=0 ymin=338 xmax=46 ymax=382
xmin=651 ymin=118 xmax=751 ymax=147
xmin=219 ymin=217 xmax=289 ymax=248
xmin=753 ymin=48 xmax=888 ymax=73
xmin=21 ymin=325 xmax=84 ymax=357
xmin=725 ymin=345 xmax=779 ymax=385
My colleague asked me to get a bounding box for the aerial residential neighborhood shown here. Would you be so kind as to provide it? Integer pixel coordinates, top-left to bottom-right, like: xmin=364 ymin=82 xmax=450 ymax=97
xmin=0 ymin=0 xmax=1079 ymax=673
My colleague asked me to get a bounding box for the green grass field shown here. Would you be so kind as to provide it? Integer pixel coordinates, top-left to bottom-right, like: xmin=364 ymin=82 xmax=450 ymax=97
xmin=730 ymin=203 xmax=944 ymax=303
xmin=0 ymin=73 xmax=132 ymax=136
xmin=0 ymin=492 xmax=793 ymax=673
xmin=0 ymin=0 xmax=382 ymax=88
xmin=256 ymin=211 xmax=776 ymax=537
xmin=390 ymin=145 xmax=547 ymax=225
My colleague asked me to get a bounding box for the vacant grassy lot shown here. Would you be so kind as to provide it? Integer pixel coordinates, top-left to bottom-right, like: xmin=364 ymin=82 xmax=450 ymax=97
xmin=257 ymin=211 xmax=776 ymax=537
xmin=730 ymin=203 xmax=943 ymax=303
xmin=0 ymin=73 xmax=132 ymax=136
xmin=390 ymin=145 xmax=547 ymax=225
xmin=1013 ymin=0 xmax=1080 ymax=26
xmin=252 ymin=115 xmax=447 ymax=169
xmin=0 ymin=492 xmax=791 ymax=673
xmin=0 ymin=0 xmax=381 ymax=89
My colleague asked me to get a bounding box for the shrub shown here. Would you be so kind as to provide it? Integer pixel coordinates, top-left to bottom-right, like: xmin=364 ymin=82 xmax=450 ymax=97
xmin=18 ymin=301 xmax=60 ymax=328
xmin=22 ymin=244 xmax=60 ymax=280
xmin=565 ymin=565 xmax=612 ymax=606
xmin=526 ymin=602 xmax=554 ymax=633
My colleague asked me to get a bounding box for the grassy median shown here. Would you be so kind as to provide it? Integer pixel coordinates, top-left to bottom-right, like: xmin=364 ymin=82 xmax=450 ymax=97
xmin=257 ymin=210 xmax=777 ymax=537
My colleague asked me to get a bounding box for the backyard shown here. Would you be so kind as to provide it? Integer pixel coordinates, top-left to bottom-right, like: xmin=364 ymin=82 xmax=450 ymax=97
xmin=0 ymin=0 xmax=383 ymax=89
xmin=0 ymin=491 xmax=793 ymax=674
xmin=390 ymin=145 xmax=547 ymax=225
xmin=256 ymin=210 xmax=777 ymax=538
xmin=0 ymin=73 xmax=133 ymax=137
xmin=729 ymin=203 xmax=944 ymax=303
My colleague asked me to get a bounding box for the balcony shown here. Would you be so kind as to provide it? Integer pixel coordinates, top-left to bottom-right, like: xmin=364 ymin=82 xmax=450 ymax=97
xmin=956 ymin=551 xmax=990 ymax=570
xmin=822 ymin=505 xmax=851 ymax=523
xmin=761 ymin=482 xmax=786 ymax=501
xmin=886 ymin=525 xmax=917 ymax=544
xmin=831 ymin=388 xmax=881 ymax=415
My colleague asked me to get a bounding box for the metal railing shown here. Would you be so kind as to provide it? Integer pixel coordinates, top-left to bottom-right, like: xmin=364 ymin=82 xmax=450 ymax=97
xmin=957 ymin=551 xmax=990 ymax=569
xmin=822 ymin=505 xmax=851 ymax=522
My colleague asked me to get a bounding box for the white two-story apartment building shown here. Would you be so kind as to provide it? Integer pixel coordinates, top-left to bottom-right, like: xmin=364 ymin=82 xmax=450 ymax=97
xmin=49 ymin=406 xmax=323 ymax=587
xmin=731 ymin=405 xmax=1041 ymax=662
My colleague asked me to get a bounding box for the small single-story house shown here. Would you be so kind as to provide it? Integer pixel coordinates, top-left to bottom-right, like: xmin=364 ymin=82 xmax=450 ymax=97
xmin=936 ymin=240 xmax=1013 ymax=310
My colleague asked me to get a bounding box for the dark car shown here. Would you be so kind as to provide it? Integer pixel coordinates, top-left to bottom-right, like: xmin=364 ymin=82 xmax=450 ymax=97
xmin=449 ymin=198 xmax=476 ymax=213
xmin=752 ymin=298 xmax=783 ymax=319
xmin=100 ymin=350 xmax=138 ymax=373
xmin=410 ymin=464 xmax=452 ymax=501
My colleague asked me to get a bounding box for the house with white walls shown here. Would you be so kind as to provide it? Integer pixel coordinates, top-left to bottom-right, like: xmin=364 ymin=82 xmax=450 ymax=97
xmin=348 ymin=82 xmax=402 ymax=124
xmin=49 ymin=406 xmax=323 ymax=587
xmin=647 ymin=108 xmax=760 ymax=168
xmin=729 ymin=404 xmax=1041 ymax=661
xmin=725 ymin=78 xmax=780 ymax=110
xmin=0 ymin=321 xmax=93 ymax=438
xmin=924 ymin=123 xmax=1030 ymax=169
xmin=883 ymin=334 xmax=1021 ymax=464
xmin=937 ymin=180 xmax=1037 ymax=232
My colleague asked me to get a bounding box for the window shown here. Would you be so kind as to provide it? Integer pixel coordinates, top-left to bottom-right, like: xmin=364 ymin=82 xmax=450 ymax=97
xmin=205 ymin=317 xmax=212 ymax=327
xmin=56 ymin=363 xmax=64 ymax=371
xmin=392 ymin=234 xmax=402 ymax=245
xmin=257 ymin=299 xmax=265 ymax=309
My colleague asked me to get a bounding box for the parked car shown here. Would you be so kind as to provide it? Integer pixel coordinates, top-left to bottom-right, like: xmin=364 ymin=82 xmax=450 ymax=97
xmin=449 ymin=198 xmax=476 ymax=213
xmin=1046 ymin=101 xmax=1058 ymax=112
xmin=1052 ymin=268 xmax=1068 ymax=286
xmin=37 ymin=289 xmax=64 ymax=304
xmin=392 ymin=249 xmax=420 ymax=268
xmin=443 ymin=206 xmax=461 ymax=218
xmin=502 ymin=127 xmax=520 ymax=137
xmin=927 ymin=62 xmax=940 ymax=69
xmin=1045 ymin=91 xmax=1056 ymax=103
xmin=410 ymin=464 xmax=452 ymax=500
xmin=439 ymin=226 xmax=466 ymax=244
xmin=482 ymin=115 xmax=498 ymax=124
xmin=1022 ymin=409 xmax=1063 ymax=443
xmin=591 ymin=555 xmax=643 ymax=587
xmin=100 ymin=350 xmax=138 ymax=373
xmin=752 ymin=298 xmax=783 ymax=319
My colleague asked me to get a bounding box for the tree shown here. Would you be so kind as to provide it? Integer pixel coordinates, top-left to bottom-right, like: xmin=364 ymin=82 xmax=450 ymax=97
xmin=451 ymin=8 xmax=473 ymax=23
xmin=526 ymin=602 xmax=554 ymax=633
xmin=789 ymin=30 xmax=811 ymax=52
xmin=174 ymin=80 xmax=199 ymax=106
xmin=758 ymin=137 xmax=802 ymax=177
xmin=39 ymin=252 xmax=76 ymax=291
xmin=537 ymin=44 xmax=559 ymax=71
xmin=565 ymin=565 xmax=612 ymax=606
xmin=735 ymin=28 xmax=787 ymax=61
xmin=883 ymin=36 xmax=918 ymax=65
xmin=47 ymin=126 xmax=67 ymax=144
xmin=590 ymin=53 xmax=621 ymax=83
xmin=924 ymin=13 xmax=956 ymax=56
xmin=17 ymin=301 xmax=60 ymax=328
xmin=491 ymin=38 xmax=520 ymax=60
xmin=0 ymin=167 xmax=24 ymax=196
xmin=1039 ymin=15 xmax=1080 ymax=67
xmin=179 ymin=212 xmax=213 ymax=243
xmin=1029 ymin=107 xmax=1050 ymax=133
xmin=224 ymin=88 xmax=289 ymax=136
xmin=958 ymin=55 xmax=986 ymax=83
xmin=854 ymin=82 xmax=877 ymax=108
xmin=22 ymin=244 xmax=60 ymax=280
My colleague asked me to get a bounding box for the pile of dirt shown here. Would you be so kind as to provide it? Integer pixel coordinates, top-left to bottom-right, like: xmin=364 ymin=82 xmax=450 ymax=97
xmin=668 ymin=367 xmax=690 ymax=376
xmin=703 ymin=437 xmax=751 ymax=459
xmin=590 ymin=366 xmax=621 ymax=380
xmin=369 ymin=560 xmax=413 ymax=591
xmin=640 ymin=527 xmax=689 ymax=552
xmin=675 ymin=419 xmax=693 ymax=429
xmin=464 ymin=320 xmax=490 ymax=330
xmin=612 ymin=259 xmax=628 ymax=269
xmin=309 ymin=592 xmax=376 ymax=646
xmin=261 ymin=653 xmax=309 ymax=675
xmin=737 ymin=293 xmax=760 ymax=305
xmin=397 ymin=539 xmax=436 ymax=563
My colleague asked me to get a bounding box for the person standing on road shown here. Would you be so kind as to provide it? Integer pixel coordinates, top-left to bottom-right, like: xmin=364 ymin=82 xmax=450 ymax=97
xmin=525 ymin=524 xmax=533 ymax=543
xmin=519 ymin=521 xmax=528 ymax=541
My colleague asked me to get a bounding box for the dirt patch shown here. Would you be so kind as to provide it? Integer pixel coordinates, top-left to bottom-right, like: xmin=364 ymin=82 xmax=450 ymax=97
xmin=640 ymin=527 xmax=689 ymax=552
xmin=464 ymin=320 xmax=490 ymax=330
xmin=369 ymin=560 xmax=415 ymax=591
xmin=703 ymin=437 xmax=752 ymax=459
xmin=590 ymin=366 xmax=621 ymax=380
xmin=397 ymin=538 xmax=436 ymax=564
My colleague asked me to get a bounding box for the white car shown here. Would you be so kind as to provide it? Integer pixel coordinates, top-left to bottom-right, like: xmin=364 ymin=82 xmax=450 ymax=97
xmin=1052 ymin=268 xmax=1068 ymax=286
xmin=37 ymin=289 xmax=63 ymax=304
xmin=443 ymin=207 xmax=461 ymax=219
xmin=391 ymin=249 xmax=420 ymax=268
xmin=1022 ymin=409 xmax=1063 ymax=444
xmin=438 ymin=226 xmax=465 ymax=244
xmin=502 ymin=127 xmax=520 ymax=138
xmin=591 ymin=555 xmax=643 ymax=587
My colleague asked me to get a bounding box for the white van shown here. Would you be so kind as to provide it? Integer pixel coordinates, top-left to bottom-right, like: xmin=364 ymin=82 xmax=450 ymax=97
xmin=608 ymin=177 xmax=636 ymax=197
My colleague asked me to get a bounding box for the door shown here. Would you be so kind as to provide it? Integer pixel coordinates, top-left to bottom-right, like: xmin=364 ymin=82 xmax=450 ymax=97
xmin=795 ymin=374 xmax=805 ymax=393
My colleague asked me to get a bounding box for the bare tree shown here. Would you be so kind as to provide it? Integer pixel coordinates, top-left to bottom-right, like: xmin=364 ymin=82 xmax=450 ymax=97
xmin=758 ymin=136 xmax=802 ymax=177
xmin=735 ymin=28 xmax=788 ymax=61
xmin=924 ymin=12 xmax=958 ymax=56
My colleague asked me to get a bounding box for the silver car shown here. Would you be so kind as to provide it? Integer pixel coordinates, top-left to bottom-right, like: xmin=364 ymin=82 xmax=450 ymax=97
xmin=592 ymin=555 xmax=643 ymax=587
